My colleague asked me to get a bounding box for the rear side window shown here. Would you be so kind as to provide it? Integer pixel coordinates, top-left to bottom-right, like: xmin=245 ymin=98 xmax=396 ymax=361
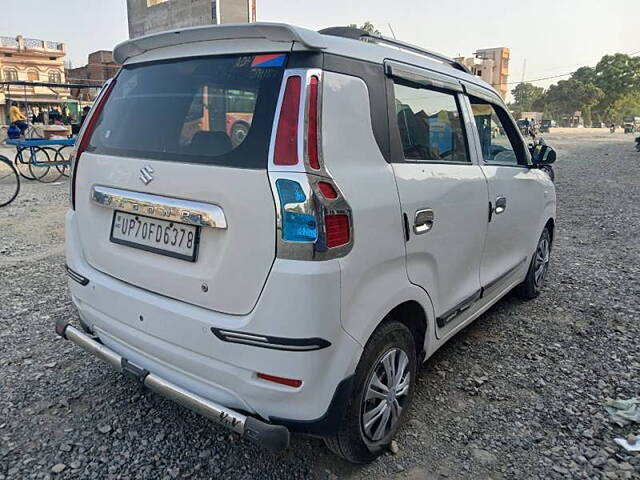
xmin=393 ymin=82 xmax=469 ymax=163
xmin=87 ymin=54 xmax=286 ymax=168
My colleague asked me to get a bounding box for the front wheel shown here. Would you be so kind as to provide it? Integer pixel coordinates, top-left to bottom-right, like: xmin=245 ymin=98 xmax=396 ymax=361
xmin=515 ymin=227 xmax=552 ymax=299
xmin=323 ymin=321 xmax=416 ymax=463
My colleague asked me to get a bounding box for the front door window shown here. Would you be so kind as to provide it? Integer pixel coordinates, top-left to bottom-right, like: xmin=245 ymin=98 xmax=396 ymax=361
xmin=469 ymin=100 xmax=527 ymax=166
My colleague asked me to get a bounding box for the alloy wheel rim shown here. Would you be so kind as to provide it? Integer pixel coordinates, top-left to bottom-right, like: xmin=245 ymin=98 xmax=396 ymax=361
xmin=534 ymin=235 xmax=550 ymax=289
xmin=361 ymin=348 xmax=411 ymax=442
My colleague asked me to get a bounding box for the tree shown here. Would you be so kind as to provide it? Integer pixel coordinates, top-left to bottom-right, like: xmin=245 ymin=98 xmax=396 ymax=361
xmin=604 ymin=91 xmax=640 ymax=123
xmin=535 ymin=79 xmax=604 ymax=126
xmin=570 ymin=67 xmax=598 ymax=125
xmin=571 ymin=66 xmax=596 ymax=84
xmin=511 ymin=82 xmax=544 ymax=112
xmin=535 ymin=53 xmax=640 ymax=124
xmin=348 ymin=21 xmax=381 ymax=35
xmin=593 ymin=54 xmax=640 ymax=114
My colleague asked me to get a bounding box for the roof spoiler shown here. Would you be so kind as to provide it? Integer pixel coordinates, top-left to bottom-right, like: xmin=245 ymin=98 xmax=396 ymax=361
xmin=113 ymin=22 xmax=327 ymax=64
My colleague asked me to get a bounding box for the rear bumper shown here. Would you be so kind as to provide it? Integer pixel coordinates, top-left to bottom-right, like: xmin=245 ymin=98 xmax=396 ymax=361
xmin=64 ymin=209 xmax=362 ymax=426
xmin=55 ymin=320 xmax=289 ymax=451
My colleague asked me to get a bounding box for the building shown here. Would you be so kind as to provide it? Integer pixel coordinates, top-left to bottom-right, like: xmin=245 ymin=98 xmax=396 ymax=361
xmin=0 ymin=35 xmax=69 ymax=123
xmin=127 ymin=0 xmax=257 ymax=39
xmin=455 ymin=47 xmax=510 ymax=100
xmin=67 ymin=50 xmax=121 ymax=102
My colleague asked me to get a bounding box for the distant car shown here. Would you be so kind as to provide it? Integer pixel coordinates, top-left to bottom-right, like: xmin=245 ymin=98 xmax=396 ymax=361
xmin=540 ymin=120 xmax=556 ymax=133
xmin=59 ymin=22 xmax=557 ymax=463
xmin=592 ymin=122 xmax=606 ymax=128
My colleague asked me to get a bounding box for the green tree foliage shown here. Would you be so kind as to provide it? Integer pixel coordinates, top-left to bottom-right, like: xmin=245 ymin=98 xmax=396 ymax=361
xmin=348 ymin=21 xmax=381 ymax=35
xmin=593 ymin=54 xmax=640 ymax=110
xmin=535 ymin=53 xmax=640 ymax=124
xmin=572 ymin=66 xmax=596 ymax=84
xmin=535 ymin=79 xmax=604 ymax=125
xmin=510 ymin=83 xmax=544 ymax=112
xmin=605 ymin=91 xmax=640 ymax=123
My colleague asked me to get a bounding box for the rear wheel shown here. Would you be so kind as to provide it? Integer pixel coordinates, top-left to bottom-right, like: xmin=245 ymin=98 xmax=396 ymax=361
xmin=515 ymin=227 xmax=552 ymax=299
xmin=0 ymin=156 xmax=20 ymax=207
xmin=323 ymin=321 xmax=416 ymax=463
xmin=14 ymin=147 xmax=36 ymax=180
xmin=54 ymin=146 xmax=71 ymax=177
xmin=29 ymin=147 xmax=62 ymax=183
xmin=230 ymin=122 xmax=249 ymax=148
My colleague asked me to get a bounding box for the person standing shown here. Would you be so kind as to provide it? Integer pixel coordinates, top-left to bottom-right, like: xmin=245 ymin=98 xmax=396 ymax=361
xmin=10 ymin=102 xmax=28 ymax=136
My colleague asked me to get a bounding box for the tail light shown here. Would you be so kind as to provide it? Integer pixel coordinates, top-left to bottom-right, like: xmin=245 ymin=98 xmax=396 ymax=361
xmin=325 ymin=214 xmax=350 ymax=248
xmin=273 ymin=75 xmax=301 ymax=166
xmin=275 ymin=179 xmax=317 ymax=242
xmin=317 ymin=181 xmax=337 ymax=200
xmin=71 ymin=78 xmax=117 ymax=210
xmin=306 ymin=76 xmax=320 ymax=170
xmin=270 ymin=71 xmax=353 ymax=260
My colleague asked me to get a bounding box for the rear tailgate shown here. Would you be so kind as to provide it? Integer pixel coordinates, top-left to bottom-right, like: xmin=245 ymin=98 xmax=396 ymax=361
xmin=74 ymin=53 xmax=286 ymax=315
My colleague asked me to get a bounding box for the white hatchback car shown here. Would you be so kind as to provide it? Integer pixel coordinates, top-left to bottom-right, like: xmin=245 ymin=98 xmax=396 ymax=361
xmin=58 ymin=23 xmax=556 ymax=463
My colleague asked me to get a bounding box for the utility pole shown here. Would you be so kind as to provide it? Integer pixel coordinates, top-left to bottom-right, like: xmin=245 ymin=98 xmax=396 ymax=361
xmin=521 ymin=59 xmax=527 ymax=83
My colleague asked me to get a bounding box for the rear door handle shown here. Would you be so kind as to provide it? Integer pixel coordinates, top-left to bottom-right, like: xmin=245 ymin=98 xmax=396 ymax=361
xmin=494 ymin=196 xmax=507 ymax=214
xmin=413 ymin=209 xmax=434 ymax=234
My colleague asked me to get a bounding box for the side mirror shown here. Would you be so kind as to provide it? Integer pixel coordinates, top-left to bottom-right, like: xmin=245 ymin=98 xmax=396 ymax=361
xmin=530 ymin=143 xmax=556 ymax=165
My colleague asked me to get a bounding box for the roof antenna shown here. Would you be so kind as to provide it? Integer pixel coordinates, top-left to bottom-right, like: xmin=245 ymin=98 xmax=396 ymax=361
xmin=388 ymin=23 xmax=397 ymax=39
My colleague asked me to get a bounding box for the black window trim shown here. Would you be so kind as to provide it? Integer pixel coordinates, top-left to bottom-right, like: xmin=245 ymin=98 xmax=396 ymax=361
xmin=387 ymin=76 xmax=473 ymax=166
xmin=384 ymin=59 xmax=464 ymax=93
xmin=467 ymin=95 xmax=532 ymax=169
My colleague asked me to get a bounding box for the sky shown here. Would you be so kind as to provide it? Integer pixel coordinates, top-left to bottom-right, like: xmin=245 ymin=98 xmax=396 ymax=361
xmin=1 ymin=0 xmax=638 ymax=94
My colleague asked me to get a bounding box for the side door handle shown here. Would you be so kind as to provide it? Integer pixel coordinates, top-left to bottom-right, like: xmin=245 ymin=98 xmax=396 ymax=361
xmin=494 ymin=196 xmax=507 ymax=214
xmin=413 ymin=208 xmax=434 ymax=234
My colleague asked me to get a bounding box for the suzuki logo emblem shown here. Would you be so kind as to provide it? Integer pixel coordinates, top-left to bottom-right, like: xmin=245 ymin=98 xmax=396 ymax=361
xmin=139 ymin=165 xmax=154 ymax=185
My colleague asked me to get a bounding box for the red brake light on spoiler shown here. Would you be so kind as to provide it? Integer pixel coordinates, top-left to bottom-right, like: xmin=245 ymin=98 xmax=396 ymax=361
xmin=71 ymin=78 xmax=117 ymax=210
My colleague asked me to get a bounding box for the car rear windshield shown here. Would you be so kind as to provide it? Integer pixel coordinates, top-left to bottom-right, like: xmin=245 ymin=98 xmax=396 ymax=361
xmin=87 ymin=54 xmax=286 ymax=168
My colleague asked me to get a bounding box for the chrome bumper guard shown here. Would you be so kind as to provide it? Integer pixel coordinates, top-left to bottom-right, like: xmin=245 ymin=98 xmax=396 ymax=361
xmin=55 ymin=320 xmax=289 ymax=452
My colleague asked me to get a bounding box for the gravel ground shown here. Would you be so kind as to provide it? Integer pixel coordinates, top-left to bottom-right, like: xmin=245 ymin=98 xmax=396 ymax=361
xmin=0 ymin=132 xmax=638 ymax=479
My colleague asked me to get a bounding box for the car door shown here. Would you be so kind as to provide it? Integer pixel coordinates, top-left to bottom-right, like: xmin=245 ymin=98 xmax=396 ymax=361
xmin=386 ymin=65 xmax=489 ymax=337
xmin=463 ymin=92 xmax=544 ymax=295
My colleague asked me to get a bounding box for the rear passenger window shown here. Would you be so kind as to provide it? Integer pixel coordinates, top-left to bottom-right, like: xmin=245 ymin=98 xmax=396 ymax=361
xmin=469 ymin=99 xmax=527 ymax=166
xmin=393 ymin=82 xmax=469 ymax=163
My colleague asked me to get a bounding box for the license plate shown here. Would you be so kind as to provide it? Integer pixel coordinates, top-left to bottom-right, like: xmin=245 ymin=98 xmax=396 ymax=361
xmin=110 ymin=211 xmax=200 ymax=262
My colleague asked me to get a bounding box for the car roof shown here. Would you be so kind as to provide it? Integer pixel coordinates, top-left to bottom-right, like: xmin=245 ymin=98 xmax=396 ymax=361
xmin=113 ymin=22 xmax=501 ymax=100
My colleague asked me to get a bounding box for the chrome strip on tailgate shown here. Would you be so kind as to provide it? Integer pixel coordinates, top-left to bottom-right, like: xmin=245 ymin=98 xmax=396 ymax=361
xmin=91 ymin=185 xmax=227 ymax=229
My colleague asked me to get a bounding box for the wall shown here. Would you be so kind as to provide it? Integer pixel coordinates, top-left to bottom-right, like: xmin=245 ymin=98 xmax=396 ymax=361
xmin=475 ymin=47 xmax=510 ymax=100
xmin=126 ymin=0 xmax=255 ymax=38
xmin=219 ymin=0 xmax=249 ymax=23
xmin=66 ymin=50 xmax=120 ymax=101
xmin=127 ymin=0 xmax=214 ymax=38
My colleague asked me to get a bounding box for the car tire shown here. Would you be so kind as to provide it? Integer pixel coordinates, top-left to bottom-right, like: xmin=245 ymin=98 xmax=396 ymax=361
xmin=515 ymin=227 xmax=552 ymax=299
xmin=230 ymin=122 xmax=249 ymax=147
xmin=323 ymin=321 xmax=416 ymax=464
